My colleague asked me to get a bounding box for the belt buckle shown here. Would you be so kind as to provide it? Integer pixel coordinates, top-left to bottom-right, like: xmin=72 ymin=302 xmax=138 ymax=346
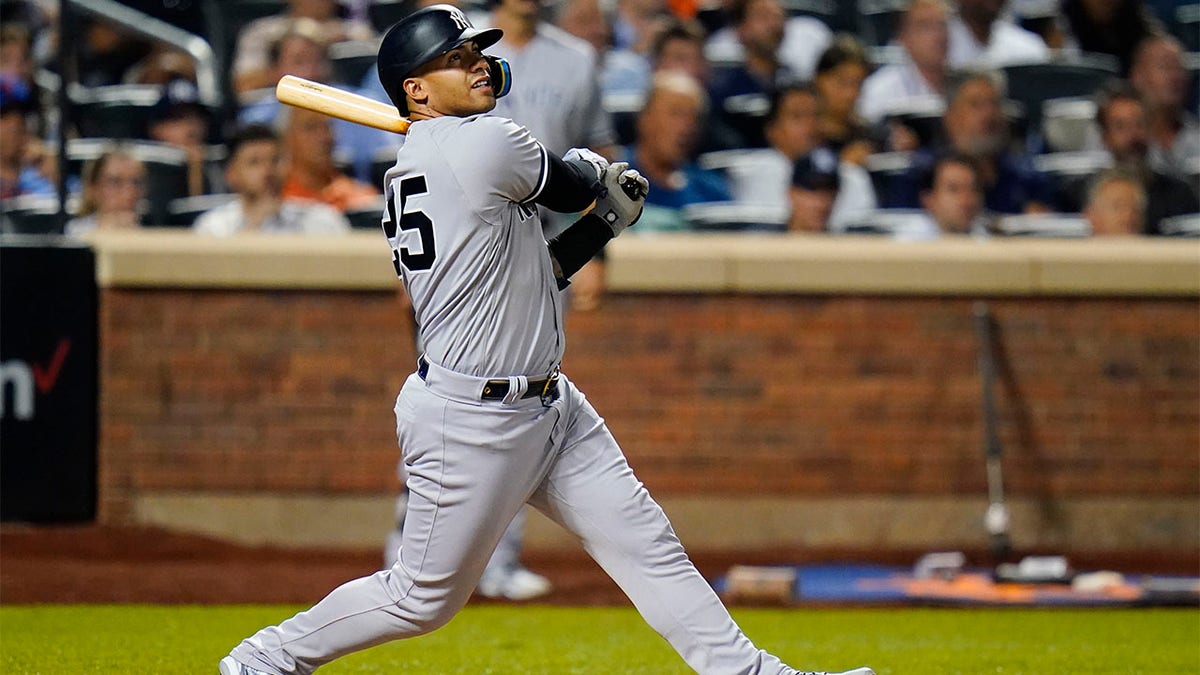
xmin=539 ymin=365 xmax=560 ymax=405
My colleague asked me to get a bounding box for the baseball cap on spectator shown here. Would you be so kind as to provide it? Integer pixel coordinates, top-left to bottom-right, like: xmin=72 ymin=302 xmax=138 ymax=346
xmin=792 ymin=147 xmax=841 ymax=192
xmin=0 ymin=74 xmax=35 ymax=115
xmin=151 ymin=78 xmax=208 ymax=121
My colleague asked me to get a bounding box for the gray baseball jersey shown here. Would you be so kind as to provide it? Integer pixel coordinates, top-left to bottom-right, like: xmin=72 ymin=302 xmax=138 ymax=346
xmin=381 ymin=114 xmax=560 ymax=378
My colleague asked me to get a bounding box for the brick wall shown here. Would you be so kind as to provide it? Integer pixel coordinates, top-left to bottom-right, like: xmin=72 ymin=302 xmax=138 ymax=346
xmin=98 ymin=290 xmax=1199 ymax=522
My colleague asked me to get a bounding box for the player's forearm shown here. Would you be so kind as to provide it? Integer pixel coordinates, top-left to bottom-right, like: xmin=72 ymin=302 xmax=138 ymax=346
xmin=547 ymin=213 xmax=614 ymax=288
xmin=534 ymin=154 xmax=601 ymax=213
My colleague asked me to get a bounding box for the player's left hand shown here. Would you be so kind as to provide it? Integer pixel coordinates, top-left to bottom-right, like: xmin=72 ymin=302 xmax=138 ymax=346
xmin=593 ymin=162 xmax=648 ymax=236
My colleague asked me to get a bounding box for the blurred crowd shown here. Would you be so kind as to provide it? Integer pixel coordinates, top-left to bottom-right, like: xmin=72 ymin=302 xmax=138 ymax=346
xmin=1 ymin=0 xmax=1197 ymax=241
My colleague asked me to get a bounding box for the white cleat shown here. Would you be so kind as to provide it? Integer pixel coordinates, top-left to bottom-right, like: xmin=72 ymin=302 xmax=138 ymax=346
xmin=476 ymin=567 xmax=553 ymax=601
xmin=218 ymin=654 xmax=274 ymax=675
xmin=798 ymin=669 xmax=875 ymax=675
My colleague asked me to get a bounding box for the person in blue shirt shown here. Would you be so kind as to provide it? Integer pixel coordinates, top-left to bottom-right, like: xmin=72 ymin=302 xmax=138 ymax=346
xmin=622 ymin=71 xmax=732 ymax=231
xmin=0 ymin=76 xmax=53 ymax=201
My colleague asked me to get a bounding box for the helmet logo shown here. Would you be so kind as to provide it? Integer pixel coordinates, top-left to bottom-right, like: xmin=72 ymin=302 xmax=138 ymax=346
xmin=448 ymin=9 xmax=470 ymax=31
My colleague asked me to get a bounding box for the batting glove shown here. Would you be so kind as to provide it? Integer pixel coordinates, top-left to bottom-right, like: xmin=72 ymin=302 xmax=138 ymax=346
xmin=563 ymin=147 xmax=608 ymax=182
xmin=593 ymin=162 xmax=649 ymax=236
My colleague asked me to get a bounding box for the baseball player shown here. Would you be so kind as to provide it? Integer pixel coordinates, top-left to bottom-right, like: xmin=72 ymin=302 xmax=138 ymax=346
xmin=219 ymin=6 xmax=876 ymax=675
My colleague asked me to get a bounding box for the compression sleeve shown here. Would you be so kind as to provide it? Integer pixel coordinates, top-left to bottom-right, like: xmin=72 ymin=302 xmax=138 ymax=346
xmin=547 ymin=213 xmax=614 ymax=288
xmin=534 ymin=153 xmax=603 ymax=213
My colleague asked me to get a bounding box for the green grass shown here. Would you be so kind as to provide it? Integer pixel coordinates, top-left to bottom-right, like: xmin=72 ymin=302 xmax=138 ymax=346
xmin=1 ymin=605 xmax=1197 ymax=674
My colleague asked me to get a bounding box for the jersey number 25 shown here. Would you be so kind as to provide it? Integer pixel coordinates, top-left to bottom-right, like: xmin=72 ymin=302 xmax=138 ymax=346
xmin=386 ymin=175 xmax=437 ymax=274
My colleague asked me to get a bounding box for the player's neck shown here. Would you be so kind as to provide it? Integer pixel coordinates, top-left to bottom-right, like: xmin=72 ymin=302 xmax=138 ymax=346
xmin=492 ymin=9 xmax=537 ymax=47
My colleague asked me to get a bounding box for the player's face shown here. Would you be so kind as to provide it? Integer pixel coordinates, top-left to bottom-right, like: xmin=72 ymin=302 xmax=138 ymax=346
xmin=408 ymin=42 xmax=495 ymax=117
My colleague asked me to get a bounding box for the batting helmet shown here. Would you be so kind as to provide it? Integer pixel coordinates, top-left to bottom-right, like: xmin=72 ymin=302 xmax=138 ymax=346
xmin=376 ymin=4 xmax=508 ymax=113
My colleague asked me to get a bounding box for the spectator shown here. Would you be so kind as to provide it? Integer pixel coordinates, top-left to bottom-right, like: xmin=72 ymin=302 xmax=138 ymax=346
xmin=856 ymin=0 xmax=949 ymax=126
xmin=624 ymin=71 xmax=732 ymax=231
xmin=612 ymin=0 xmax=668 ymax=53
xmin=556 ymin=0 xmax=613 ymax=55
xmin=241 ymin=20 xmax=389 ymax=184
xmin=1070 ymin=81 xmax=1198 ymax=233
xmin=704 ymin=0 xmax=832 ymax=82
xmin=813 ymin=34 xmax=874 ymax=166
xmin=723 ymin=83 xmax=876 ymax=228
xmin=1129 ymin=34 xmax=1200 ymax=180
xmin=706 ymin=0 xmax=794 ymax=149
xmin=1059 ymin=0 xmax=1160 ymax=76
xmin=948 ymin=0 xmax=1048 ymax=69
xmin=918 ymin=153 xmax=988 ymax=237
xmin=0 ymin=23 xmax=35 ymax=83
xmin=194 ymin=125 xmax=349 ymax=236
xmin=488 ymin=0 xmax=616 ymax=159
xmin=145 ymin=78 xmax=218 ymax=197
xmin=596 ymin=0 xmax=661 ymax=98
xmin=0 ymin=76 xmax=52 ymax=201
xmin=652 ymin=18 xmax=710 ymax=85
xmin=280 ymin=106 xmax=379 ymax=212
xmin=788 ymin=147 xmax=840 ymax=232
xmin=65 ymin=149 xmax=146 ymax=235
xmin=232 ymin=0 xmax=374 ymax=94
xmin=1084 ymin=168 xmax=1145 ymax=235
xmin=900 ymin=69 xmax=1053 ymax=214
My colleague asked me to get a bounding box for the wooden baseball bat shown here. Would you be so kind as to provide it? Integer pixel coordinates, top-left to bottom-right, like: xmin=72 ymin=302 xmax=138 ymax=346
xmin=275 ymin=75 xmax=411 ymax=135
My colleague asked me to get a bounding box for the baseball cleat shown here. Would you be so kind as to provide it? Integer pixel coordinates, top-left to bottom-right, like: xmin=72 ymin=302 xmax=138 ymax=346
xmin=476 ymin=567 xmax=553 ymax=600
xmin=218 ymin=654 xmax=274 ymax=675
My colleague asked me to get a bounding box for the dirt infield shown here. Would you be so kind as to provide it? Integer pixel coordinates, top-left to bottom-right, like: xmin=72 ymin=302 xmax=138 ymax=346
xmin=2 ymin=524 xmax=1195 ymax=605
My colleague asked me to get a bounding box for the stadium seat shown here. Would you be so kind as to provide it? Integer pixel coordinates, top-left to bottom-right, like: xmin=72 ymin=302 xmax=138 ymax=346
xmin=165 ymin=194 xmax=237 ymax=228
xmin=68 ymin=84 xmax=161 ymax=139
xmin=67 ymin=139 xmax=190 ymax=227
xmin=857 ymin=0 xmax=908 ymax=46
xmin=1173 ymin=4 xmax=1200 ymax=52
xmin=1158 ymin=213 xmax=1200 ymax=237
xmin=0 ymin=195 xmax=66 ymax=236
xmin=864 ymin=151 xmax=916 ymax=206
xmin=371 ymin=145 xmax=402 ymax=190
xmin=839 ymin=208 xmax=933 ymax=237
xmin=329 ymin=40 xmax=381 ymax=86
xmin=603 ymin=92 xmax=645 ymax=147
xmin=1041 ymin=97 xmax=1097 ymax=153
xmin=992 ymin=213 xmax=1092 ymax=238
xmin=882 ymin=96 xmax=946 ymax=148
xmin=1032 ymin=151 xmax=1113 ymax=180
xmin=1001 ymin=56 xmax=1119 ymax=141
xmin=369 ymin=0 xmax=415 ymax=33
xmin=346 ymin=196 xmax=386 ymax=230
xmin=681 ymin=202 xmax=788 ymax=232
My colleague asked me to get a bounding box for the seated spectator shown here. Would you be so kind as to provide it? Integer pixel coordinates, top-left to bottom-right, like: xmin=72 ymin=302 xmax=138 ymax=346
xmin=856 ymin=0 xmax=949 ymax=127
xmin=889 ymin=70 xmax=1054 ymax=214
xmin=145 ymin=78 xmax=219 ymax=197
xmin=652 ymin=19 xmax=710 ymax=86
xmin=813 ymin=35 xmax=875 ymax=166
xmin=1066 ymin=81 xmax=1197 ymax=234
xmin=241 ymin=20 xmax=390 ymax=183
xmin=704 ymin=0 xmax=831 ymax=82
xmin=233 ymin=0 xmax=374 ymax=94
xmin=0 ymin=76 xmax=52 ymax=200
xmin=706 ymin=0 xmax=794 ymax=149
xmin=1058 ymin=0 xmax=1160 ymax=76
xmin=948 ymin=0 xmax=1048 ymax=69
xmin=556 ymin=0 xmax=613 ymax=56
xmin=66 ymin=149 xmax=146 ymax=235
xmin=1084 ymin=168 xmax=1145 ymax=235
xmin=623 ymin=72 xmax=731 ymax=231
xmin=1129 ymin=34 xmax=1200 ymax=180
xmin=1 ymin=23 xmax=35 ymax=83
xmin=918 ymin=153 xmax=989 ymax=237
xmin=194 ymin=125 xmax=350 ymax=236
xmin=724 ymin=84 xmax=876 ymax=228
xmin=280 ymin=107 xmax=379 ymax=212
xmin=788 ymin=148 xmax=840 ymax=232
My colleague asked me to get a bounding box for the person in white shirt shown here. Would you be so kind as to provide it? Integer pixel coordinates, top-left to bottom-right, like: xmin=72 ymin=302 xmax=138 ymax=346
xmin=918 ymin=152 xmax=990 ymax=237
xmin=193 ymin=125 xmax=350 ymax=236
xmin=857 ymin=0 xmax=950 ymax=125
xmin=704 ymin=0 xmax=832 ymax=81
xmin=947 ymin=0 xmax=1048 ymax=69
xmin=1129 ymin=34 xmax=1200 ymax=180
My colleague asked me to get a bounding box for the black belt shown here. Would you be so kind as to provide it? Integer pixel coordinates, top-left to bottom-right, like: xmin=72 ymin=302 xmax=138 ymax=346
xmin=418 ymin=357 xmax=559 ymax=401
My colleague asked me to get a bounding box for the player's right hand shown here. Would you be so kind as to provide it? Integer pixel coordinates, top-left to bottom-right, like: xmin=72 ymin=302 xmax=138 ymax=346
xmin=593 ymin=162 xmax=648 ymax=236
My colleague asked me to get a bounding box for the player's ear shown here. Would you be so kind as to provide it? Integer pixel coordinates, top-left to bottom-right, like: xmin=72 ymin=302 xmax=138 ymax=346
xmin=403 ymin=77 xmax=428 ymax=111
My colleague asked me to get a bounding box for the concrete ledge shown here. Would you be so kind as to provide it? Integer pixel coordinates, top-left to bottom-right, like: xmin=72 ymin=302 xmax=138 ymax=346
xmin=83 ymin=230 xmax=1200 ymax=296
xmin=134 ymin=492 xmax=1199 ymax=554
